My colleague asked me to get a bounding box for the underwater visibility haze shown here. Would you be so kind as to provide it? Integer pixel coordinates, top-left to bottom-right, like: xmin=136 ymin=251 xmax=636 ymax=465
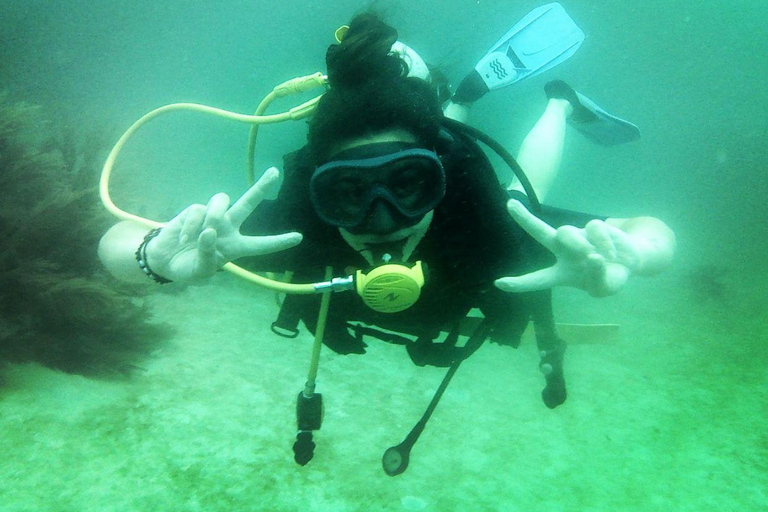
xmin=0 ymin=0 xmax=766 ymax=510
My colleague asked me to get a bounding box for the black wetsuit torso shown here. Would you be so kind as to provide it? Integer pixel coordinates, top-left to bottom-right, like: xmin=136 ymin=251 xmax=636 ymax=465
xmin=240 ymin=126 xmax=602 ymax=362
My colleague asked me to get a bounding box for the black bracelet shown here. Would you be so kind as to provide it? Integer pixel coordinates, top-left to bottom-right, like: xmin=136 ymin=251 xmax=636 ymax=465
xmin=135 ymin=228 xmax=173 ymax=284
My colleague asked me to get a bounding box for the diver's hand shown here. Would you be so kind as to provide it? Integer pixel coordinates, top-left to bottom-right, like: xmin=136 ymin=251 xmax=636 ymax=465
xmin=495 ymin=200 xmax=641 ymax=297
xmin=145 ymin=167 xmax=302 ymax=284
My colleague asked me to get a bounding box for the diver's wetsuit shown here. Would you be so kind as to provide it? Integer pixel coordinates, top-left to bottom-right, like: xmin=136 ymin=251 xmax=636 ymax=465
xmin=240 ymin=126 xmax=603 ymax=369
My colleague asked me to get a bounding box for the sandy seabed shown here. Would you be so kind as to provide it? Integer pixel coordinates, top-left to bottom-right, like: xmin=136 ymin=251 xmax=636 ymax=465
xmin=1 ymin=269 xmax=766 ymax=512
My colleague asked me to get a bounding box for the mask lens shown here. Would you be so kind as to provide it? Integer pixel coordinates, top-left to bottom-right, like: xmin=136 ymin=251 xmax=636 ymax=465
xmin=310 ymin=148 xmax=445 ymax=228
xmin=314 ymin=169 xmax=369 ymax=225
xmin=386 ymin=158 xmax=438 ymax=211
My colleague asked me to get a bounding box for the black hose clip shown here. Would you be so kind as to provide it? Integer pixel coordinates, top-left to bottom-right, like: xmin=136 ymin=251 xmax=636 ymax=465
xmin=293 ymin=392 xmax=323 ymax=465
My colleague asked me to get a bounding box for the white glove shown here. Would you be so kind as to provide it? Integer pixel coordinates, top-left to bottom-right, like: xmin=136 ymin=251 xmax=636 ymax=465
xmin=145 ymin=167 xmax=302 ymax=284
xmin=495 ymin=200 xmax=642 ymax=297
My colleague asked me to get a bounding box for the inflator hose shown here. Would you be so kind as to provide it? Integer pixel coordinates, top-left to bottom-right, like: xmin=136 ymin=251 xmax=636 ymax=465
xmin=99 ymin=75 xmax=327 ymax=294
xmin=440 ymin=117 xmax=542 ymax=213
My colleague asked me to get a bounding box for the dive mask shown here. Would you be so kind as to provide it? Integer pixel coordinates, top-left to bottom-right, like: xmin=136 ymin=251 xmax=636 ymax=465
xmin=310 ymin=143 xmax=446 ymax=229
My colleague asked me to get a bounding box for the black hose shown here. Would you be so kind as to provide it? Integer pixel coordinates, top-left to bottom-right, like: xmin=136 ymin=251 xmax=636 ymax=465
xmin=440 ymin=117 xmax=542 ymax=214
xmin=382 ymin=318 xmax=494 ymax=476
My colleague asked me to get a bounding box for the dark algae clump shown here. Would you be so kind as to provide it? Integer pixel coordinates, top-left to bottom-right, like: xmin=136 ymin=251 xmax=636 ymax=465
xmin=0 ymin=93 xmax=170 ymax=379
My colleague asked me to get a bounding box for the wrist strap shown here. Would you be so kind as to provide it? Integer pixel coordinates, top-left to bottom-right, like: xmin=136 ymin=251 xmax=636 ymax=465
xmin=135 ymin=228 xmax=173 ymax=284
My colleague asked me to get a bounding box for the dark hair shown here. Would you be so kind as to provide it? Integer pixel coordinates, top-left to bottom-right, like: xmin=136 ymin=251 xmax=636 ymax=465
xmin=307 ymin=13 xmax=443 ymax=165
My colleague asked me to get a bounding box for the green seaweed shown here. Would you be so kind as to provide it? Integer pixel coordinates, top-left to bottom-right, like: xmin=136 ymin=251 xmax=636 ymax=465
xmin=0 ymin=92 xmax=171 ymax=379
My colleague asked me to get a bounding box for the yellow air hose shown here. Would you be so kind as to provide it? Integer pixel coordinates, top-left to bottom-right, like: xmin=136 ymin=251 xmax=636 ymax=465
xmin=306 ymin=266 xmax=334 ymax=393
xmin=99 ymin=73 xmax=334 ymax=295
xmin=246 ymin=72 xmax=327 ymax=184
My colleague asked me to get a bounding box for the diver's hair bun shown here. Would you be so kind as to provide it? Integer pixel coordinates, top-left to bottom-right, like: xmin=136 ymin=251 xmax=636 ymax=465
xmin=325 ymin=13 xmax=407 ymax=88
xmin=308 ymin=12 xmax=442 ymax=164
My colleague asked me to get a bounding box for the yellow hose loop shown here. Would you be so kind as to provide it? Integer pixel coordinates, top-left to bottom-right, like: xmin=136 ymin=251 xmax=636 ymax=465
xmin=305 ymin=266 xmax=334 ymax=390
xmin=101 ymin=102 xmax=301 ymax=224
xmin=246 ymin=73 xmax=327 ymax=184
xmin=221 ymin=263 xmax=317 ymax=294
xmin=99 ymin=98 xmax=327 ymax=295
xmin=274 ymin=72 xmax=327 ymax=97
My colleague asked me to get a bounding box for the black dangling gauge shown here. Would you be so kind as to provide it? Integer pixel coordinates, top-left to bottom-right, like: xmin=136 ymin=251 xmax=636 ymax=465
xmin=382 ymin=319 xmax=493 ymax=476
xmin=382 ymin=442 xmax=410 ymax=476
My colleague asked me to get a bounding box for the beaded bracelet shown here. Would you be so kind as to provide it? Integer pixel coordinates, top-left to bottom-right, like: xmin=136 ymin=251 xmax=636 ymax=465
xmin=135 ymin=228 xmax=173 ymax=284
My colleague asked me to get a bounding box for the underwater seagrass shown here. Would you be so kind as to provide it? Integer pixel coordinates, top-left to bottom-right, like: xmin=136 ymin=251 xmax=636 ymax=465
xmin=0 ymin=93 xmax=170 ymax=379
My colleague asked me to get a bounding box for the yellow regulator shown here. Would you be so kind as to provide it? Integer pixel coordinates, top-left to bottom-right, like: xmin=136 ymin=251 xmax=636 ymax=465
xmin=355 ymin=262 xmax=425 ymax=313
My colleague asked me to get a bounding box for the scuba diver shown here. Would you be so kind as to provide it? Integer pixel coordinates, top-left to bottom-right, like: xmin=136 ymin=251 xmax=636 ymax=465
xmin=98 ymin=9 xmax=675 ymax=474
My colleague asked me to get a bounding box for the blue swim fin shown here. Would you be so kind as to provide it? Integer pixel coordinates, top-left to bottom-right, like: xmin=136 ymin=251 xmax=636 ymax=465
xmin=545 ymin=79 xmax=641 ymax=146
xmin=452 ymin=3 xmax=585 ymax=104
xmin=570 ymin=92 xmax=641 ymax=146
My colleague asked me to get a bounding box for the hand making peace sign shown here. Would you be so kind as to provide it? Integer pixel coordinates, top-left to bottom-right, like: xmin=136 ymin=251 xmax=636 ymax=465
xmin=144 ymin=167 xmax=303 ymax=284
xmin=495 ymin=200 xmax=643 ymax=297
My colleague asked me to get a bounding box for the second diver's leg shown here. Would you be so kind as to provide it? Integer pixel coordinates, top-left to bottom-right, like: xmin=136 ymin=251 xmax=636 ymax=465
xmin=443 ymin=100 xmax=471 ymax=123
xmin=508 ymin=98 xmax=572 ymax=202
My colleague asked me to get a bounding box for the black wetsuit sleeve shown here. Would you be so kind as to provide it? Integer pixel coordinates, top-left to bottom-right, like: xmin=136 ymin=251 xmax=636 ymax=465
xmin=507 ymin=190 xmax=607 ymax=228
xmin=234 ymin=149 xmax=311 ymax=272
xmin=235 ymin=147 xmax=339 ymax=273
xmin=240 ymin=198 xmax=289 ymax=235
